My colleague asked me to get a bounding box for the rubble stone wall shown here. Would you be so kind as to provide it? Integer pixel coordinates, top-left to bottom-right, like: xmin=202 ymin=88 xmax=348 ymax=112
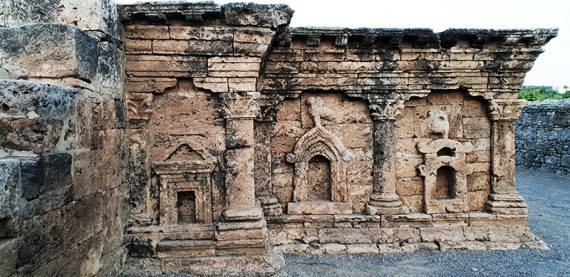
xmin=516 ymin=99 xmax=570 ymax=174
xmin=0 ymin=1 xmax=127 ymax=276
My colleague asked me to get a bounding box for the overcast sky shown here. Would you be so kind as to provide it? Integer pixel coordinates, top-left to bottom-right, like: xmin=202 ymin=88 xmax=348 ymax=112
xmin=117 ymin=0 xmax=569 ymax=87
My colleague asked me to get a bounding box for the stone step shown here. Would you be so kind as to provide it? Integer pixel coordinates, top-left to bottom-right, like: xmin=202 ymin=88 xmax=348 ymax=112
xmin=156 ymin=240 xmax=216 ymax=258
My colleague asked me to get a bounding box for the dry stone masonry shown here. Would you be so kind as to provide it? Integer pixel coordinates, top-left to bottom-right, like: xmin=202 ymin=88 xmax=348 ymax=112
xmin=0 ymin=0 xmax=558 ymax=276
xmin=516 ymin=99 xmax=570 ymax=174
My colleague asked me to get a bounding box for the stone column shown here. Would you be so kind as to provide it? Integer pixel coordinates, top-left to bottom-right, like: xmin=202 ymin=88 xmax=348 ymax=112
xmin=486 ymin=99 xmax=528 ymax=215
xmin=366 ymin=99 xmax=407 ymax=215
xmin=221 ymin=92 xmax=264 ymax=221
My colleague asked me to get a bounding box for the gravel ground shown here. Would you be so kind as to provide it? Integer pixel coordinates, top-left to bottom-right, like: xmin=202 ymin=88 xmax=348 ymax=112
xmin=284 ymin=168 xmax=570 ymax=277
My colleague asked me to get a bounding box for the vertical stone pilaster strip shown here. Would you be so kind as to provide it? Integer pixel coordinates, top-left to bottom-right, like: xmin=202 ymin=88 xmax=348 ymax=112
xmin=254 ymin=100 xmax=283 ymax=216
xmin=487 ymin=99 xmax=528 ymax=215
xmin=366 ymin=99 xmax=407 ymax=215
xmin=221 ymin=92 xmax=263 ymax=221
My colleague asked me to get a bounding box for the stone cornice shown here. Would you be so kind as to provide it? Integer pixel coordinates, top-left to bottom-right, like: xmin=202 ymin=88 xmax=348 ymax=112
xmin=118 ymin=2 xmax=294 ymax=29
xmin=276 ymin=27 xmax=558 ymax=49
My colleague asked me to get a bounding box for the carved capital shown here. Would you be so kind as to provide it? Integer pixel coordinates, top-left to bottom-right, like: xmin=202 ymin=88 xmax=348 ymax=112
xmin=127 ymin=93 xmax=154 ymax=122
xmin=221 ymin=92 xmax=259 ymax=119
xmin=368 ymin=99 xmax=405 ymax=121
xmin=255 ymin=95 xmax=284 ymax=122
xmin=489 ymin=99 xmax=527 ymax=121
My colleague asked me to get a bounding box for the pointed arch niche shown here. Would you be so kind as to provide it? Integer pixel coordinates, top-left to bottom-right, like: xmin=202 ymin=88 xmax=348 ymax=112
xmin=285 ymin=96 xmax=355 ymax=215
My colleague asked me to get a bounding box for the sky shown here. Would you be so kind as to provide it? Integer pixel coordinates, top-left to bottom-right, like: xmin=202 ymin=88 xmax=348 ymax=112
xmin=117 ymin=0 xmax=569 ymax=87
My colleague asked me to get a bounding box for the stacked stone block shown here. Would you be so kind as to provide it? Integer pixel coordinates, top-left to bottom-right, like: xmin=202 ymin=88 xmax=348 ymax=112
xmin=0 ymin=1 xmax=127 ymax=276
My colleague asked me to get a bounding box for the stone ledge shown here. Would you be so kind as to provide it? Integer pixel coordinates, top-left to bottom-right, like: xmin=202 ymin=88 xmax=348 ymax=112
xmin=269 ymin=224 xmax=546 ymax=254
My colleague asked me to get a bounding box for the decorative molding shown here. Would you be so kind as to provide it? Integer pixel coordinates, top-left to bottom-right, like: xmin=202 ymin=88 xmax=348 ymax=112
xmin=153 ymin=138 xmax=216 ymax=174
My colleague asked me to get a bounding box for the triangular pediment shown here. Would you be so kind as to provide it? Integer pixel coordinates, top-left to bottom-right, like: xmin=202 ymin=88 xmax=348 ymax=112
xmin=164 ymin=143 xmax=206 ymax=162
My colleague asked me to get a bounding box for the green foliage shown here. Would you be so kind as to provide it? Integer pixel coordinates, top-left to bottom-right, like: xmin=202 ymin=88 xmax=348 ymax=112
xmin=518 ymin=86 xmax=570 ymax=101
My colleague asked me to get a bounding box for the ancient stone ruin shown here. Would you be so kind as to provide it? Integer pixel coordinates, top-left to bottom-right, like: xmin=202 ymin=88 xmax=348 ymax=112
xmin=0 ymin=1 xmax=558 ymax=276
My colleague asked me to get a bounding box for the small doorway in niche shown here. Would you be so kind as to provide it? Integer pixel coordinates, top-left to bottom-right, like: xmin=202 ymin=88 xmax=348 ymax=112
xmin=306 ymin=155 xmax=331 ymax=201
xmin=435 ymin=166 xmax=457 ymax=200
xmin=177 ymin=191 xmax=197 ymax=224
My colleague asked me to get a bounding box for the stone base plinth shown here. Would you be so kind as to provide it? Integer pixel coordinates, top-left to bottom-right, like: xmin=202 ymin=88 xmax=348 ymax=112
xmin=267 ymin=212 xmax=546 ymax=254
xmin=366 ymin=193 xmax=408 ymax=215
xmin=486 ymin=192 xmax=529 ymax=215
xmin=287 ymin=201 xmax=353 ymax=215
xmin=123 ymin=249 xmax=284 ymax=276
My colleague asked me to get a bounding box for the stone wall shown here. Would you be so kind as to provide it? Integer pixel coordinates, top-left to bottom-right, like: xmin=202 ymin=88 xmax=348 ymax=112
xmin=118 ymin=2 xmax=556 ymax=276
xmin=0 ymin=0 xmax=127 ymax=276
xmin=516 ymin=99 xmax=570 ymax=174
xmin=0 ymin=1 xmax=560 ymax=276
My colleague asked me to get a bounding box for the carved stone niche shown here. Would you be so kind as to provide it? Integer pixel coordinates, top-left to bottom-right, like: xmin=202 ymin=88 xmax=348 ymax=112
xmin=417 ymin=139 xmax=474 ymax=214
xmin=153 ymin=139 xmax=216 ymax=226
xmin=286 ymin=97 xmax=354 ymax=215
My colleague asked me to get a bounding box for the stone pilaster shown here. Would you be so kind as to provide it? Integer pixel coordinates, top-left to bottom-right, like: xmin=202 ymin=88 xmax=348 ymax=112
xmin=255 ymin=98 xmax=283 ymax=216
xmin=486 ymin=99 xmax=528 ymax=215
xmin=366 ymin=99 xmax=407 ymax=215
xmin=221 ymin=92 xmax=264 ymax=221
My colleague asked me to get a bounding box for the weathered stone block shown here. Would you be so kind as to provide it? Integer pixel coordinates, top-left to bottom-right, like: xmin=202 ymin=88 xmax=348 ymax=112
xmin=126 ymin=55 xmax=207 ymax=77
xmin=0 ymin=238 xmax=18 ymax=275
xmin=0 ymin=159 xmax=20 ymax=220
xmin=0 ymin=24 xmax=98 ymax=80
xmin=223 ymin=3 xmax=293 ymax=28
xmin=125 ymin=25 xmax=169 ymax=40
xmin=463 ymin=117 xmax=491 ymax=139
xmin=0 ymin=80 xmax=75 ymax=118
xmin=1 ymin=0 xmax=120 ymax=38
xmin=420 ymin=226 xmax=465 ymax=242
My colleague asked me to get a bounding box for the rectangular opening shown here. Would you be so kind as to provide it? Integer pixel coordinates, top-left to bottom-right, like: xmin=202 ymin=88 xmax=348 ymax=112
xmin=177 ymin=191 xmax=197 ymax=224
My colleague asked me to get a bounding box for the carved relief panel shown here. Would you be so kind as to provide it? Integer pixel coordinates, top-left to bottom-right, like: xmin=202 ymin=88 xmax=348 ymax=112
xmin=394 ymin=91 xmax=491 ymax=213
xmin=146 ymin=87 xmax=225 ymax=226
xmin=155 ymin=140 xmax=216 ymax=225
xmin=269 ymin=93 xmax=374 ymax=215
xmin=417 ymin=138 xmax=474 ymax=214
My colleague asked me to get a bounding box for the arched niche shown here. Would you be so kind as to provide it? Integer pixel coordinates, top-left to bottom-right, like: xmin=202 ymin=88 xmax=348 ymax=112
xmin=287 ymin=125 xmax=352 ymax=202
xmin=285 ymin=96 xmax=356 ymax=215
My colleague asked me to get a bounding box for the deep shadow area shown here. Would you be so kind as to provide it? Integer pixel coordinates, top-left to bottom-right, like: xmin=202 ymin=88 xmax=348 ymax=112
xmin=285 ymin=168 xmax=570 ymax=276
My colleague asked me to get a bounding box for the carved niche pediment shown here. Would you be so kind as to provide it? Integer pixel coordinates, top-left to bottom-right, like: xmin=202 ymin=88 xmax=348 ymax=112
xmin=153 ymin=138 xmax=216 ymax=174
xmin=154 ymin=138 xmax=216 ymax=227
